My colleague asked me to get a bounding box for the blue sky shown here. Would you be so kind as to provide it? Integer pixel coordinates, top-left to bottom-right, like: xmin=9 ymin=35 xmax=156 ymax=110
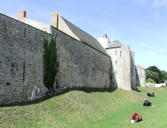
xmin=0 ymin=0 xmax=167 ymax=70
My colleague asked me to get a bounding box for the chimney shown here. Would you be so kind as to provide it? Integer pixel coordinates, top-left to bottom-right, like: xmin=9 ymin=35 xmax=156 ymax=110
xmin=51 ymin=12 xmax=59 ymax=28
xmin=18 ymin=10 xmax=26 ymax=20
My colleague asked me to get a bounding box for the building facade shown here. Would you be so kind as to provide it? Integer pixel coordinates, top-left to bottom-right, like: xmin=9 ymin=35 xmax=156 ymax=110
xmin=98 ymin=35 xmax=146 ymax=90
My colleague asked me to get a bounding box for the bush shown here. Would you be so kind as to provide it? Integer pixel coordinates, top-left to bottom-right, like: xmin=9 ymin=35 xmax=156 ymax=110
xmin=43 ymin=34 xmax=59 ymax=91
xmin=146 ymin=78 xmax=156 ymax=84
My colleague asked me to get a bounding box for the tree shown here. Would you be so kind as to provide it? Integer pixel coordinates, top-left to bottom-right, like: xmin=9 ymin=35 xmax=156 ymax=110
xmin=146 ymin=66 xmax=161 ymax=83
xmin=43 ymin=34 xmax=59 ymax=92
xmin=146 ymin=78 xmax=156 ymax=84
xmin=146 ymin=66 xmax=167 ymax=83
xmin=161 ymin=70 xmax=167 ymax=82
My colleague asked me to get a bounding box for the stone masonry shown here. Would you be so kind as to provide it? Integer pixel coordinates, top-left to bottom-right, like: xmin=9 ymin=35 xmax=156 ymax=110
xmin=98 ymin=35 xmax=146 ymax=90
xmin=0 ymin=11 xmax=146 ymax=105
xmin=106 ymin=40 xmax=136 ymax=90
xmin=0 ymin=11 xmax=111 ymax=105
xmin=136 ymin=65 xmax=146 ymax=87
xmin=0 ymin=13 xmax=48 ymax=104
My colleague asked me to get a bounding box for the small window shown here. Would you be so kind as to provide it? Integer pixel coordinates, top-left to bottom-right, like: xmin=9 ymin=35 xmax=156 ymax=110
xmin=120 ymin=51 xmax=122 ymax=57
xmin=115 ymin=60 xmax=117 ymax=65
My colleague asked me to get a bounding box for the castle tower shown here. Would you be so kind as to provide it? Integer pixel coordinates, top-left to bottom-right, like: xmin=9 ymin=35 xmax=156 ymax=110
xmin=106 ymin=40 xmax=137 ymax=90
xmin=97 ymin=34 xmax=111 ymax=49
xmin=98 ymin=34 xmax=137 ymax=90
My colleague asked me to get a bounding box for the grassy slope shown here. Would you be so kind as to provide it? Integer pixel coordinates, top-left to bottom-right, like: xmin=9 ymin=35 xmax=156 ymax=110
xmin=0 ymin=87 xmax=167 ymax=128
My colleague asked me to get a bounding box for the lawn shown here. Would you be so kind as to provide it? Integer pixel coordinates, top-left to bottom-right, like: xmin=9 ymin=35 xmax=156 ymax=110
xmin=0 ymin=87 xmax=167 ymax=128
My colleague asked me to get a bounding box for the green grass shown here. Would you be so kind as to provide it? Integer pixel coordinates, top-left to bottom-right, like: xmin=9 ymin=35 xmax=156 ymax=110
xmin=0 ymin=87 xmax=167 ymax=128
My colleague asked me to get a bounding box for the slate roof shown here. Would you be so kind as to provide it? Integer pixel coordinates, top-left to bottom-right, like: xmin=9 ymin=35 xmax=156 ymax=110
xmin=57 ymin=16 xmax=108 ymax=55
xmin=20 ymin=13 xmax=108 ymax=55
xmin=107 ymin=40 xmax=123 ymax=49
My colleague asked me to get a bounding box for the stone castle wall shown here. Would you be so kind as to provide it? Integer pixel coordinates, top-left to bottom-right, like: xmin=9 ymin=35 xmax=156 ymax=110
xmin=0 ymin=13 xmax=111 ymax=105
xmin=106 ymin=47 xmax=121 ymax=89
xmin=130 ymin=51 xmax=137 ymax=90
xmin=120 ymin=45 xmax=133 ymax=90
xmin=53 ymin=28 xmax=111 ymax=88
xmin=0 ymin=13 xmax=48 ymax=105
xmin=107 ymin=45 xmax=137 ymax=90
xmin=136 ymin=65 xmax=146 ymax=87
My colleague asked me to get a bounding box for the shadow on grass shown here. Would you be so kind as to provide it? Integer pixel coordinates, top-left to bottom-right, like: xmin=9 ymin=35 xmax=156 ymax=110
xmin=0 ymin=86 xmax=118 ymax=107
xmin=134 ymin=86 xmax=142 ymax=92
xmin=136 ymin=88 xmax=142 ymax=92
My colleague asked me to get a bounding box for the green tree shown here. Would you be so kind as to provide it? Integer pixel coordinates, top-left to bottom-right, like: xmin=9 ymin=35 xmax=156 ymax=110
xmin=146 ymin=78 xmax=156 ymax=84
xmin=146 ymin=66 xmax=167 ymax=83
xmin=43 ymin=34 xmax=59 ymax=92
xmin=146 ymin=66 xmax=162 ymax=83
xmin=161 ymin=70 xmax=167 ymax=82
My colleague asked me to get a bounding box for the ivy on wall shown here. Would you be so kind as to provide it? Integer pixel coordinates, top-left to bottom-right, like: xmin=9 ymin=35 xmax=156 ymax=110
xmin=43 ymin=34 xmax=59 ymax=91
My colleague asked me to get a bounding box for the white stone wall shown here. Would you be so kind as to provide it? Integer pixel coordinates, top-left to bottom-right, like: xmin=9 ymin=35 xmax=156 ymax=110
xmin=97 ymin=37 xmax=110 ymax=49
xmin=107 ymin=47 xmax=121 ymax=89
xmin=130 ymin=51 xmax=137 ymax=90
xmin=136 ymin=65 xmax=146 ymax=87
xmin=107 ymin=44 xmax=137 ymax=90
xmin=120 ymin=45 xmax=132 ymax=90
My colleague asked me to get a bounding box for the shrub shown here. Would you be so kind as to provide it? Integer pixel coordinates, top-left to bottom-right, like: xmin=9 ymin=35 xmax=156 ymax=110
xmin=43 ymin=34 xmax=59 ymax=91
xmin=146 ymin=78 xmax=156 ymax=84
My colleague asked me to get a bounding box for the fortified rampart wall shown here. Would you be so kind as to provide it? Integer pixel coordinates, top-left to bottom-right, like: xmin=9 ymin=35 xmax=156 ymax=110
xmin=0 ymin=13 xmax=48 ymax=104
xmin=0 ymin=12 xmax=111 ymax=105
xmin=53 ymin=28 xmax=111 ymax=88
xmin=106 ymin=44 xmax=136 ymax=90
xmin=136 ymin=65 xmax=146 ymax=87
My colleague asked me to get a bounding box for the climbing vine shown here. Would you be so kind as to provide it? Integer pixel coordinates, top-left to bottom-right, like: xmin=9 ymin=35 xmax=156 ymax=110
xmin=43 ymin=34 xmax=59 ymax=91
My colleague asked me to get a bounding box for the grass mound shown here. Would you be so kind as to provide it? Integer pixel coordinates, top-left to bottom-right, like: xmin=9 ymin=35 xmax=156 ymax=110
xmin=0 ymin=87 xmax=166 ymax=128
